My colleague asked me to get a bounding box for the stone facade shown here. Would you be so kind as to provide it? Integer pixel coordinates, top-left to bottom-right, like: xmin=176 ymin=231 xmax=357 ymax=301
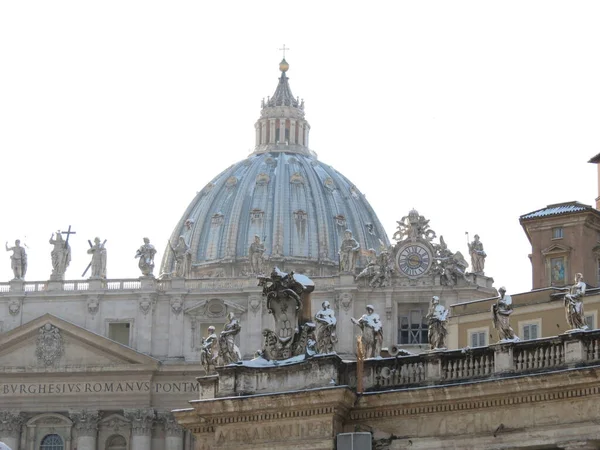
xmin=176 ymin=331 xmax=600 ymax=449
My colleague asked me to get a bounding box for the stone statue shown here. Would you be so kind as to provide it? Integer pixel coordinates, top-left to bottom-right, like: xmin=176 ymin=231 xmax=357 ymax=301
xmin=339 ymin=229 xmax=360 ymax=272
xmin=426 ymin=296 xmax=448 ymax=350
xmin=218 ymin=312 xmax=242 ymax=364
xmin=87 ymin=237 xmax=107 ymax=279
xmin=351 ymin=305 xmax=384 ymax=359
xmin=491 ymin=287 xmax=519 ymax=342
xmin=135 ymin=237 xmax=156 ymax=277
xmin=468 ymin=234 xmax=486 ymax=275
xmin=169 ymin=236 xmax=191 ymax=278
xmin=355 ymin=248 xmax=393 ymax=288
xmin=563 ymin=273 xmax=588 ymax=330
xmin=200 ymin=326 xmax=218 ymax=373
xmin=5 ymin=240 xmax=27 ymax=280
xmin=435 ymin=236 xmax=469 ymax=286
xmin=258 ymin=267 xmax=315 ymax=360
xmin=49 ymin=231 xmax=71 ymax=280
xmin=249 ymin=235 xmax=266 ymax=274
xmin=314 ymin=301 xmax=337 ymax=353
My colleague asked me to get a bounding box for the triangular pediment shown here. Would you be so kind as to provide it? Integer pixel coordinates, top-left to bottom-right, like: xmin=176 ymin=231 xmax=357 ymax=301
xmin=0 ymin=314 xmax=159 ymax=370
xmin=541 ymin=243 xmax=571 ymax=255
xmin=184 ymin=298 xmax=247 ymax=318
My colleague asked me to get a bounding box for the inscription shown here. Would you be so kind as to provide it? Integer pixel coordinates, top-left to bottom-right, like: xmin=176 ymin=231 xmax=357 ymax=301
xmin=216 ymin=421 xmax=330 ymax=444
xmin=0 ymin=381 xmax=199 ymax=396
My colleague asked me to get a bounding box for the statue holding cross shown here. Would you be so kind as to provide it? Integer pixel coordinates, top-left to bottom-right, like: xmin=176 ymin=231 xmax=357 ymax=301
xmin=49 ymin=226 xmax=75 ymax=280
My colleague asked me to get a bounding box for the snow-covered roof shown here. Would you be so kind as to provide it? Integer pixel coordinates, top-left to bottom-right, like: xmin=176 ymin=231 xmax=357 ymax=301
xmin=520 ymin=201 xmax=595 ymax=221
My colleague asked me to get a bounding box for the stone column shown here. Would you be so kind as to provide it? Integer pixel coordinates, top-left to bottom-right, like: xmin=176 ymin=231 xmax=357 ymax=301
xmin=289 ymin=119 xmax=296 ymax=144
xmin=279 ymin=119 xmax=286 ymax=143
xmin=254 ymin=122 xmax=260 ymax=147
xmin=124 ymin=408 xmax=155 ymax=450
xmin=335 ymin=287 xmax=355 ymax=355
xmin=297 ymin=122 xmax=304 ymax=146
xmin=0 ymin=411 xmax=24 ymax=450
xmin=161 ymin=413 xmax=184 ymax=450
xmin=261 ymin=121 xmax=267 ymax=144
xmin=168 ymin=295 xmax=184 ymax=357
xmin=69 ymin=410 xmax=99 ymax=450
xmin=269 ymin=119 xmax=276 ymax=144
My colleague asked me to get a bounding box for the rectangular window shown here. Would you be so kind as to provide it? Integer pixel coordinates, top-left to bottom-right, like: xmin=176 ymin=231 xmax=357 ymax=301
xmin=552 ymin=227 xmax=563 ymax=239
xmin=522 ymin=323 xmax=539 ymax=340
xmin=470 ymin=331 xmax=486 ymax=347
xmin=108 ymin=322 xmax=131 ymax=346
xmin=586 ymin=314 xmax=595 ymax=330
xmin=398 ymin=310 xmax=427 ymax=344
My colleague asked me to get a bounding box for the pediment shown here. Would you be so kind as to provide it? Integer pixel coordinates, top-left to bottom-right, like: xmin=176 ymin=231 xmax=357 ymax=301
xmin=184 ymin=298 xmax=247 ymax=318
xmin=0 ymin=314 xmax=159 ymax=369
xmin=541 ymin=243 xmax=571 ymax=255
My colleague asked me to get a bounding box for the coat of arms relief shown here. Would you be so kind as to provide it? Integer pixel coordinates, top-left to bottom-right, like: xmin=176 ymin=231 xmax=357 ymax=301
xmin=35 ymin=323 xmax=64 ymax=366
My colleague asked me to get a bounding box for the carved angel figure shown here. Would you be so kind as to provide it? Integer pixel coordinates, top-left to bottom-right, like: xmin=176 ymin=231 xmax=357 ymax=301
xmin=435 ymin=236 xmax=469 ymax=286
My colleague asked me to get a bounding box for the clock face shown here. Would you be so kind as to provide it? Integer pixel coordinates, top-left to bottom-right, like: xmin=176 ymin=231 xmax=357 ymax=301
xmin=396 ymin=243 xmax=432 ymax=278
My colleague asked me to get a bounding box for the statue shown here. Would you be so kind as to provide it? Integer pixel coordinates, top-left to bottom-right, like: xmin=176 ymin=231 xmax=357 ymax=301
xmin=314 ymin=301 xmax=337 ymax=353
xmin=426 ymin=296 xmax=448 ymax=350
xmin=200 ymin=326 xmax=218 ymax=373
xmin=218 ymin=312 xmax=242 ymax=364
xmin=435 ymin=236 xmax=469 ymax=286
xmin=49 ymin=231 xmax=71 ymax=280
xmin=563 ymin=273 xmax=588 ymax=330
xmin=491 ymin=287 xmax=519 ymax=342
xmin=135 ymin=237 xmax=156 ymax=277
xmin=258 ymin=267 xmax=315 ymax=360
xmin=87 ymin=237 xmax=107 ymax=279
xmin=169 ymin=236 xmax=191 ymax=278
xmin=339 ymin=229 xmax=360 ymax=272
xmin=355 ymin=248 xmax=393 ymax=288
xmin=5 ymin=240 xmax=27 ymax=280
xmin=351 ymin=305 xmax=384 ymax=359
xmin=249 ymin=235 xmax=266 ymax=274
xmin=468 ymin=234 xmax=486 ymax=275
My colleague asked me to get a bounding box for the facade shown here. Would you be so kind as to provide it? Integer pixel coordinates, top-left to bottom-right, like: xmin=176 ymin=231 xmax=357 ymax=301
xmin=0 ymin=59 xmax=497 ymax=450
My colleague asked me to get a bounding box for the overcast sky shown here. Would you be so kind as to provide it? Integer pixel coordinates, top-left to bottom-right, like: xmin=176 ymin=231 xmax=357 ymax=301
xmin=1 ymin=1 xmax=599 ymax=295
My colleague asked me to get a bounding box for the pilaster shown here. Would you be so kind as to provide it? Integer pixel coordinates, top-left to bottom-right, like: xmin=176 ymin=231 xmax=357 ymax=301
xmin=0 ymin=411 xmax=24 ymax=449
xmin=124 ymin=408 xmax=155 ymax=450
xmin=69 ymin=410 xmax=99 ymax=450
xmin=160 ymin=413 xmax=184 ymax=450
xmin=168 ymin=294 xmax=185 ymax=358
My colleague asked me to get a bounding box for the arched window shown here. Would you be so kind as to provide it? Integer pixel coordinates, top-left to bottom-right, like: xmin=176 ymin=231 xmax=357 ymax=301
xmin=40 ymin=434 xmax=64 ymax=450
xmin=106 ymin=434 xmax=127 ymax=450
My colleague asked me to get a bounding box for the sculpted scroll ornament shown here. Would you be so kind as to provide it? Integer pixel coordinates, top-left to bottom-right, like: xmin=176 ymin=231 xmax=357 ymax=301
xmin=124 ymin=409 xmax=155 ymax=436
xmin=87 ymin=296 xmax=99 ymax=316
xmin=8 ymin=298 xmax=21 ymax=316
xmin=0 ymin=411 xmax=24 ymax=438
xmin=336 ymin=292 xmax=353 ymax=312
xmin=158 ymin=413 xmax=183 ymax=437
xmin=70 ymin=410 xmax=99 ymax=437
xmin=170 ymin=296 xmax=183 ymax=315
xmin=36 ymin=324 xmax=64 ymax=366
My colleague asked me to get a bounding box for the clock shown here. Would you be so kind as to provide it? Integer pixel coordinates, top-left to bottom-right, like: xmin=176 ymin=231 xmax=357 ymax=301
xmin=396 ymin=243 xmax=433 ymax=278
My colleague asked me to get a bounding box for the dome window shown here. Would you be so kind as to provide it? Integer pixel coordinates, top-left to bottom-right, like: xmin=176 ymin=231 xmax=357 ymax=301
xmin=250 ymin=209 xmax=264 ymax=221
xmin=324 ymin=177 xmax=336 ymax=191
xmin=290 ymin=173 xmax=304 ymax=184
xmin=211 ymin=213 xmax=224 ymax=226
xmin=226 ymin=176 xmax=238 ymax=188
xmin=256 ymin=173 xmax=270 ymax=185
xmin=335 ymin=215 xmax=347 ymax=227
xmin=294 ymin=210 xmax=308 ymax=222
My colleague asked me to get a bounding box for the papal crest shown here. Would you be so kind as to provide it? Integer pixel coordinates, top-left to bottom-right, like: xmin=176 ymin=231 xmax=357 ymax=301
xmin=35 ymin=323 xmax=64 ymax=366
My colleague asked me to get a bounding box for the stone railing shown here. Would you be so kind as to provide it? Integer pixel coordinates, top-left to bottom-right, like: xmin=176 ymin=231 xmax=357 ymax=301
xmin=0 ymin=275 xmax=338 ymax=294
xmin=348 ymin=329 xmax=600 ymax=392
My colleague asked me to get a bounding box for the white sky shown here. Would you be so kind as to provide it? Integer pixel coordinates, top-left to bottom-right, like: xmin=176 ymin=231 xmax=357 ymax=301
xmin=1 ymin=1 xmax=599 ymax=295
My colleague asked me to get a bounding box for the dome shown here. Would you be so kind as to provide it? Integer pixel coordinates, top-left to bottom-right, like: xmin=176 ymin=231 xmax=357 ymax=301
xmin=160 ymin=61 xmax=389 ymax=277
